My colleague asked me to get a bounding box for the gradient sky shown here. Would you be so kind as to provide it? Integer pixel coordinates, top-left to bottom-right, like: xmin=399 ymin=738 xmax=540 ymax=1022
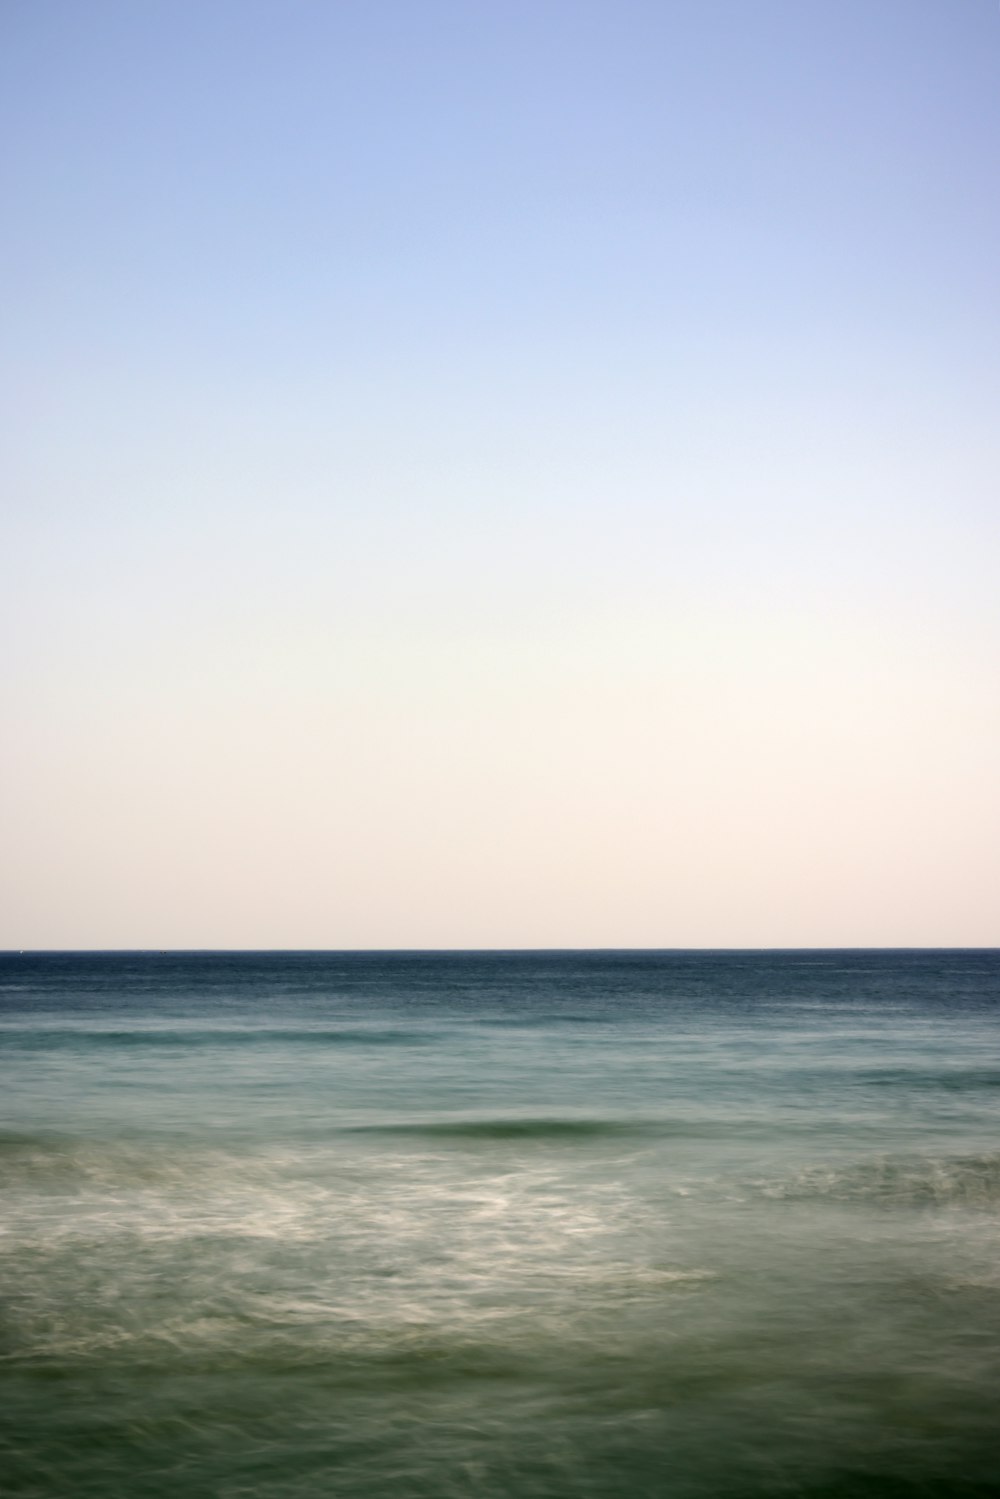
xmin=2 ymin=0 xmax=998 ymax=948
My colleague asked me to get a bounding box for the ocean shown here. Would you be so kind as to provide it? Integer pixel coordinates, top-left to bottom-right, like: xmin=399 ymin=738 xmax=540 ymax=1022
xmin=1 ymin=949 xmax=998 ymax=1497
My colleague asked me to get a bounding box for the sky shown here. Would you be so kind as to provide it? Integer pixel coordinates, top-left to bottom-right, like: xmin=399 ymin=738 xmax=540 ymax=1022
xmin=2 ymin=0 xmax=998 ymax=949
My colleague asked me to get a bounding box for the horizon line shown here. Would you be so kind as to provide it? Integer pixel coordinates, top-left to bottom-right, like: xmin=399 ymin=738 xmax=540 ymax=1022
xmin=3 ymin=946 xmax=998 ymax=956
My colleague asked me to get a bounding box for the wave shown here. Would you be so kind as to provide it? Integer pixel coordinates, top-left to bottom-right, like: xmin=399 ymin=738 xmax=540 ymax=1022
xmin=757 ymin=1151 xmax=1000 ymax=1208
xmin=0 ymin=1025 xmax=436 ymax=1049
xmin=859 ymin=1067 xmax=1000 ymax=1090
xmin=346 ymin=1116 xmax=663 ymax=1141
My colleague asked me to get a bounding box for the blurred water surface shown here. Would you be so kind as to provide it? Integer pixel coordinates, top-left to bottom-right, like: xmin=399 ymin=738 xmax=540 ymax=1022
xmin=2 ymin=949 xmax=999 ymax=1497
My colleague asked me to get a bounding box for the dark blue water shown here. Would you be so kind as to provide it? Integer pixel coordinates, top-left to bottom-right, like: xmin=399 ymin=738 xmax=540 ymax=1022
xmin=2 ymin=950 xmax=999 ymax=1497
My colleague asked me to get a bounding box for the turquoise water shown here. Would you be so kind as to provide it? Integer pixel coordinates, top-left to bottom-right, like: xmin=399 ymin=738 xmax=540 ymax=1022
xmin=2 ymin=950 xmax=999 ymax=1497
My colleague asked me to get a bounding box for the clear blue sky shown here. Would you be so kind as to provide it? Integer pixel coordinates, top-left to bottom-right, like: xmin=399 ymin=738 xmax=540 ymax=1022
xmin=2 ymin=1 xmax=998 ymax=946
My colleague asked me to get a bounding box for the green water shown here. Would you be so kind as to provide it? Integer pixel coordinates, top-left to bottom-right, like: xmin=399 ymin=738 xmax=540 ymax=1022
xmin=2 ymin=950 xmax=999 ymax=1496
